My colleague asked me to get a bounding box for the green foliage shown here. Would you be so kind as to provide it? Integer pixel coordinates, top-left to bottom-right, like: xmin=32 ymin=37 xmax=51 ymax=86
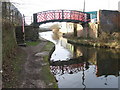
xmin=25 ymin=41 xmax=40 ymax=46
xmin=41 ymin=42 xmax=58 ymax=88
xmin=42 ymin=42 xmax=54 ymax=51
xmin=41 ymin=56 xmax=58 ymax=88
xmin=2 ymin=19 xmax=17 ymax=60
xmin=25 ymin=26 xmax=39 ymax=41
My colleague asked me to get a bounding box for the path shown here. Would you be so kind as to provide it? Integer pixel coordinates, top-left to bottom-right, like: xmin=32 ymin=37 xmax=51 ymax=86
xmin=19 ymin=41 xmax=48 ymax=88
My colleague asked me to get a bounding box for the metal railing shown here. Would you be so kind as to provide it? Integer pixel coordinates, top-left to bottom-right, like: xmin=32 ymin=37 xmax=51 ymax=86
xmin=34 ymin=10 xmax=90 ymax=24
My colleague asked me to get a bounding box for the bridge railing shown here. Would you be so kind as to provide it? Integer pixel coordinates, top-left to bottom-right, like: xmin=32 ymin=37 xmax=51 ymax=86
xmin=34 ymin=10 xmax=90 ymax=24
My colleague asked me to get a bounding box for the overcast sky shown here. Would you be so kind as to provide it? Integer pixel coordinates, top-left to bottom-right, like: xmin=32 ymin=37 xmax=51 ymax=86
xmin=10 ymin=0 xmax=120 ymax=25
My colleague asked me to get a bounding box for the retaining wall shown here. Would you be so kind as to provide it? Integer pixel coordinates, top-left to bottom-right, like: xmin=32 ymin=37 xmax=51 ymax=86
xmin=15 ymin=26 xmax=39 ymax=44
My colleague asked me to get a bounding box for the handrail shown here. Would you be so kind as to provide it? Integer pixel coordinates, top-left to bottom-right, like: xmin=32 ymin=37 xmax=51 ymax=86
xmin=33 ymin=10 xmax=90 ymax=25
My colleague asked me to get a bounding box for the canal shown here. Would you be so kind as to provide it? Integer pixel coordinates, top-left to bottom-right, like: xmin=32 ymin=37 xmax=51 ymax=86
xmin=39 ymin=31 xmax=120 ymax=88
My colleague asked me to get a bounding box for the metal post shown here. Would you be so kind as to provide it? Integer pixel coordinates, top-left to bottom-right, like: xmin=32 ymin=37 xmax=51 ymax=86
xmin=31 ymin=16 xmax=32 ymax=24
xmin=8 ymin=2 xmax=11 ymax=20
xmin=54 ymin=11 xmax=55 ymax=19
xmin=83 ymin=0 xmax=85 ymax=12
xmin=2 ymin=2 xmax=7 ymax=19
xmin=74 ymin=23 xmax=77 ymax=37
xmin=33 ymin=13 xmax=37 ymax=25
xmin=70 ymin=10 xmax=72 ymax=19
xmin=11 ymin=10 xmax=13 ymax=23
xmin=45 ymin=12 xmax=47 ymax=21
xmin=22 ymin=14 xmax=25 ymax=43
xmin=86 ymin=24 xmax=89 ymax=38
xmin=62 ymin=10 xmax=64 ymax=19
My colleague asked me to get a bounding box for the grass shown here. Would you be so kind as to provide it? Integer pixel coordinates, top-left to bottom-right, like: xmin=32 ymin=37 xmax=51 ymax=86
xmin=41 ymin=42 xmax=58 ymax=88
xmin=41 ymin=56 xmax=58 ymax=88
xmin=25 ymin=40 xmax=41 ymax=46
xmin=42 ymin=42 xmax=54 ymax=51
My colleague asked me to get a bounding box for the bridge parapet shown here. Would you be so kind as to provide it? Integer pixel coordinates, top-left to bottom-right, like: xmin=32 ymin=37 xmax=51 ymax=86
xmin=33 ymin=10 xmax=90 ymax=25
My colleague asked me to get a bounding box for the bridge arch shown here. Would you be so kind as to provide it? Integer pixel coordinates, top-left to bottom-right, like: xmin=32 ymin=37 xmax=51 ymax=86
xmin=33 ymin=10 xmax=90 ymax=26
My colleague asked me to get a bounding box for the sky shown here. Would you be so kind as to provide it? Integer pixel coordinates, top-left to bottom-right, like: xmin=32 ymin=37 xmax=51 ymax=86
xmin=10 ymin=0 xmax=120 ymax=25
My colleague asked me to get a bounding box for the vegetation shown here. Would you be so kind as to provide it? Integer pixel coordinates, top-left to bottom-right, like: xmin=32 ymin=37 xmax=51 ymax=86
xmin=50 ymin=24 xmax=60 ymax=34
xmin=42 ymin=42 xmax=54 ymax=51
xmin=3 ymin=48 xmax=26 ymax=88
xmin=50 ymin=24 xmax=60 ymax=30
xmin=25 ymin=40 xmax=41 ymax=46
xmin=2 ymin=18 xmax=20 ymax=88
xmin=98 ymin=32 xmax=120 ymax=42
xmin=67 ymin=32 xmax=120 ymax=49
xmin=41 ymin=42 xmax=58 ymax=88
xmin=2 ymin=19 xmax=17 ymax=60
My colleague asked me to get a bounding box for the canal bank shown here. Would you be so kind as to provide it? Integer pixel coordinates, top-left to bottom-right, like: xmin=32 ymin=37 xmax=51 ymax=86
xmin=3 ymin=40 xmax=58 ymax=88
xmin=67 ymin=37 xmax=120 ymax=50
xmin=19 ymin=40 xmax=58 ymax=88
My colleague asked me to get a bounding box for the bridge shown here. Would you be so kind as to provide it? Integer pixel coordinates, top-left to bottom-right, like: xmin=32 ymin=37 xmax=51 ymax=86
xmin=33 ymin=10 xmax=90 ymax=25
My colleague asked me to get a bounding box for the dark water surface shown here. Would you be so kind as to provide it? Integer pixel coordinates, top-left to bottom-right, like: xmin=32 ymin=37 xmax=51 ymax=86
xmin=39 ymin=31 xmax=120 ymax=88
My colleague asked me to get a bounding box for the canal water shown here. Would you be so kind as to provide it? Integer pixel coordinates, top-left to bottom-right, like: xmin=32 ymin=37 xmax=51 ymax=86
xmin=39 ymin=31 xmax=120 ymax=88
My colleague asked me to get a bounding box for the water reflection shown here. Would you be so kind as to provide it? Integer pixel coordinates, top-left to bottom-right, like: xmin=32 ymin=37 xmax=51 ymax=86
xmin=39 ymin=31 xmax=120 ymax=88
xmin=50 ymin=45 xmax=119 ymax=88
xmin=39 ymin=31 xmax=73 ymax=61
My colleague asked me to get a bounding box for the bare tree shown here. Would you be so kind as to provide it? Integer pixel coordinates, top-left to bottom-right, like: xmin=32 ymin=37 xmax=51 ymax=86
xmin=50 ymin=24 xmax=60 ymax=34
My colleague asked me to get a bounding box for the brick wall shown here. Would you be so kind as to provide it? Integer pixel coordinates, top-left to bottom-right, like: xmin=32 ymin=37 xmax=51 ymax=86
xmin=99 ymin=10 xmax=120 ymax=33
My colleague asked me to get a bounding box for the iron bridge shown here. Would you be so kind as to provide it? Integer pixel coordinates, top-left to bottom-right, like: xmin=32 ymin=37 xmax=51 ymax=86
xmin=33 ymin=10 xmax=90 ymax=25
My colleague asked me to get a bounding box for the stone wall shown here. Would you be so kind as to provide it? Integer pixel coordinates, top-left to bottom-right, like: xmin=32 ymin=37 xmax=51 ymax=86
xmin=25 ymin=26 xmax=39 ymax=41
xmin=88 ymin=23 xmax=98 ymax=38
xmin=62 ymin=23 xmax=98 ymax=38
xmin=77 ymin=23 xmax=98 ymax=38
xmin=15 ymin=26 xmax=39 ymax=44
xmin=15 ymin=26 xmax=24 ymax=44
xmin=77 ymin=25 xmax=88 ymax=38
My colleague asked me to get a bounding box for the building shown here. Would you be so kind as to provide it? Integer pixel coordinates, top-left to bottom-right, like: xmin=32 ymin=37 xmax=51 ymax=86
xmin=59 ymin=22 xmax=74 ymax=34
xmin=87 ymin=11 xmax=98 ymax=23
xmin=59 ymin=22 xmax=83 ymax=34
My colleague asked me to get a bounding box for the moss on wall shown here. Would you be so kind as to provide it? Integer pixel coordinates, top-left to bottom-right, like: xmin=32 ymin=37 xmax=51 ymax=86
xmin=15 ymin=26 xmax=39 ymax=44
xmin=2 ymin=19 xmax=17 ymax=60
xmin=25 ymin=26 xmax=39 ymax=41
